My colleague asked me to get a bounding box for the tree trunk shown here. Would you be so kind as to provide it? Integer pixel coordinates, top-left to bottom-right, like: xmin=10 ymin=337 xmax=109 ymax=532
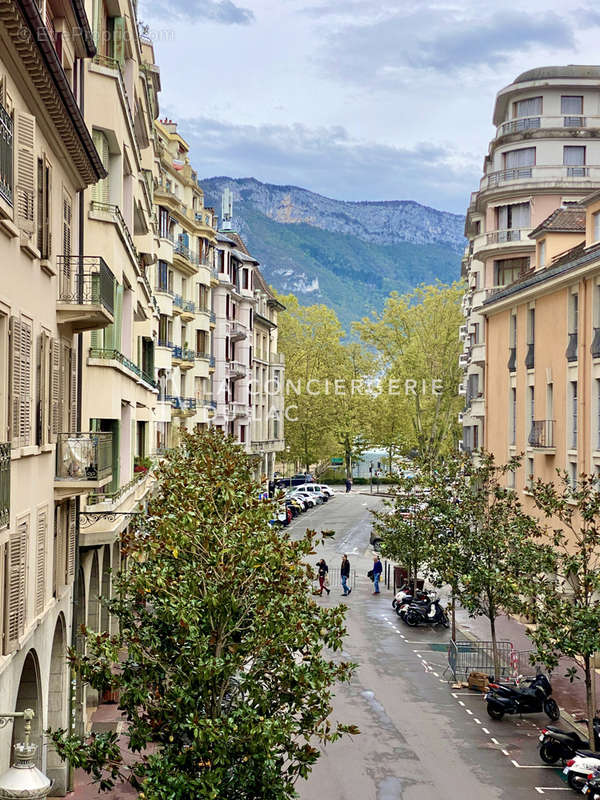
xmin=490 ymin=614 xmax=500 ymax=681
xmin=584 ymin=654 xmax=596 ymax=745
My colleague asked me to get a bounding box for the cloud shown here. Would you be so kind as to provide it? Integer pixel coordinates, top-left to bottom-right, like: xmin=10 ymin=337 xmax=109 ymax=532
xmin=320 ymin=6 xmax=577 ymax=84
xmin=172 ymin=115 xmax=479 ymax=212
xmin=143 ymin=0 xmax=254 ymax=24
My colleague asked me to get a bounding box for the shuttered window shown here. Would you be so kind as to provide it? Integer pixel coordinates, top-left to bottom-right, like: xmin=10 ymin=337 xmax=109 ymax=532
xmin=37 ymin=331 xmax=51 ymax=446
xmin=69 ymin=342 xmax=77 ymax=432
xmin=91 ymin=130 xmax=109 ymax=204
xmin=50 ymin=337 xmax=60 ymax=441
xmin=63 ymin=191 xmax=72 ymax=258
xmin=66 ymin=498 xmax=76 ymax=582
xmin=35 ymin=506 xmax=47 ymax=616
xmin=9 ymin=316 xmax=32 ymax=448
xmin=4 ymin=518 xmax=27 ymax=653
xmin=15 ymin=111 xmax=35 ymax=235
xmin=36 ymin=156 xmax=51 ymax=257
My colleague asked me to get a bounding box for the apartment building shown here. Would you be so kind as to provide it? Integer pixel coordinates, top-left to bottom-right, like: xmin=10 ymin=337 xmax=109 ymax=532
xmin=461 ymin=66 xmax=600 ymax=457
xmin=74 ymin=6 xmax=161 ymax=733
xmin=152 ymin=119 xmax=216 ymax=447
xmin=251 ymin=269 xmax=285 ymax=483
xmin=0 ymin=0 xmax=106 ymax=789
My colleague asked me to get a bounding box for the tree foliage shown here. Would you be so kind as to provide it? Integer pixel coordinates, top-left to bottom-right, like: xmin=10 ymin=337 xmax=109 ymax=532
xmin=50 ymin=430 xmax=357 ymax=799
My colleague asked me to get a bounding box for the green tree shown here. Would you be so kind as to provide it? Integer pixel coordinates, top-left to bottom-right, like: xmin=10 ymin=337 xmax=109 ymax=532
xmin=51 ymin=430 xmax=357 ymax=799
xmin=366 ymin=375 xmax=410 ymax=473
xmin=526 ymin=471 xmax=600 ymax=744
xmin=354 ymin=282 xmax=464 ymax=467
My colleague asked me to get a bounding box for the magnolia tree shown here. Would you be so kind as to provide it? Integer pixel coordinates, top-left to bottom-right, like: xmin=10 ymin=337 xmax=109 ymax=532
xmin=526 ymin=471 xmax=600 ymax=744
xmin=51 ymin=430 xmax=357 ymax=799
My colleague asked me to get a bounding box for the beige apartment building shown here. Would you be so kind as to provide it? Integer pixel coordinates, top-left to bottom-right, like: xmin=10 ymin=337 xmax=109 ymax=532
xmin=0 ymin=0 xmax=106 ymax=790
xmin=461 ymin=66 xmax=600 ymax=459
xmin=153 ymin=118 xmax=216 ymax=447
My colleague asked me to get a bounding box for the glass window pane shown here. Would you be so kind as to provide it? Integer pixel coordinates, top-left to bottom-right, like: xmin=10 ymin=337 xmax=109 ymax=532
xmin=505 ymin=148 xmax=535 ymax=168
xmin=515 ymin=97 xmax=542 ymax=117
xmin=563 ymin=146 xmax=586 ymax=166
xmin=562 ymin=96 xmax=583 ymax=114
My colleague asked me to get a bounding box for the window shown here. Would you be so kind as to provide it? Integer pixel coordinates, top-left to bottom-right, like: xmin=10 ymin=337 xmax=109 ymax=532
xmin=242 ymin=269 xmax=249 ymax=290
xmin=495 ymin=257 xmax=530 ymax=287
xmin=62 ymin=191 xmax=72 ymax=259
xmin=504 ymin=148 xmax=535 ymax=169
xmin=569 ymin=461 xmax=577 ymax=489
xmin=9 ymin=316 xmax=32 ymax=449
xmin=564 ymin=146 xmax=586 ymax=176
xmin=514 ymin=97 xmax=542 ymax=117
xmin=157 ymin=260 xmax=169 ymax=292
xmin=562 ymin=96 xmax=583 ymax=115
xmin=91 ymin=129 xmax=109 ymax=203
xmin=158 ymin=207 xmax=169 ymax=239
xmin=239 ymin=424 xmax=246 ymax=443
xmin=496 ymin=202 xmax=530 ymax=231
xmin=567 ymin=293 xmax=578 ymax=362
xmin=528 ymin=385 xmax=535 ymax=432
xmin=546 ymin=383 xmax=554 ymax=422
xmin=527 ymin=458 xmax=534 ymax=489
xmin=571 ymin=380 xmax=578 ymax=450
xmin=15 ymin=111 xmax=35 ymax=236
xmin=539 ymin=239 xmax=546 ymax=268
xmin=158 ymin=315 xmax=168 ymax=345
xmin=4 ymin=517 xmax=27 ymax=652
xmin=510 ymin=387 xmax=516 ymax=445
xmin=594 ymin=212 xmax=600 ymax=243
xmin=36 ymin=156 xmax=51 ymax=257
xmin=0 ymin=97 xmax=12 ymax=206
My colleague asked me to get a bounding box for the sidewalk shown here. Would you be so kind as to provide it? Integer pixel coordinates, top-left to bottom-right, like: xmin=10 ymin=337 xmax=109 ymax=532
xmin=455 ymin=605 xmax=598 ymax=724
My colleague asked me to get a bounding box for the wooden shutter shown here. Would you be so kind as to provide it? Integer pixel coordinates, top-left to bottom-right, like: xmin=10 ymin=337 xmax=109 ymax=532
xmin=69 ymin=343 xmax=77 ymax=432
xmin=59 ymin=342 xmax=68 ymax=433
xmin=38 ymin=331 xmax=50 ymax=446
xmin=4 ymin=520 xmax=27 ymax=653
xmin=66 ymin=498 xmax=76 ymax=582
xmin=50 ymin=338 xmax=60 ymax=441
xmin=91 ymin=130 xmax=109 ymax=204
xmin=35 ymin=507 xmax=47 ymax=616
xmin=63 ymin=192 xmax=72 ymax=258
xmin=9 ymin=317 xmax=22 ymax=448
xmin=15 ymin=111 xmax=35 ymax=235
xmin=19 ymin=318 xmax=32 ymax=447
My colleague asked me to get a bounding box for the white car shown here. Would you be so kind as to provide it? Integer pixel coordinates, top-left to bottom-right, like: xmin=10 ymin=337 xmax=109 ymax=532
xmin=294 ymin=483 xmax=331 ymax=501
xmin=291 ymin=490 xmax=320 ymax=507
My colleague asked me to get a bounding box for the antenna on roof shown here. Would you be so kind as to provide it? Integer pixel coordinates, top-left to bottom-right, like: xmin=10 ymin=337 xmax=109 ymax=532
xmin=222 ymin=188 xmax=233 ymax=231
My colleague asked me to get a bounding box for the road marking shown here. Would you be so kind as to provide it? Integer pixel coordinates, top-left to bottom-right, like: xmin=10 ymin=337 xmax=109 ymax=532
xmin=510 ymin=760 xmax=556 ymax=769
xmin=473 ymin=718 xmax=481 ymax=724
xmin=433 ymin=671 xmax=439 ymax=677
xmin=534 ymin=789 xmax=571 ymax=794
xmin=458 ymin=701 xmax=465 ymax=707
xmin=491 ymin=737 xmax=500 ymax=745
xmin=482 ymin=727 xmax=490 ymax=734
xmin=466 ymin=709 xmax=473 ymax=715
xmin=501 ymin=749 xmax=509 ymax=756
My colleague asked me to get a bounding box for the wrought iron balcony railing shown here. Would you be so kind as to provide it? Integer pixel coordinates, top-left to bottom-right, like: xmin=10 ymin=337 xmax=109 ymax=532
xmin=528 ymin=420 xmax=555 ymax=449
xmin=55 ymin=432 xmax=112 ymax=483
xmin=57 ymin=256 xmax=115 ymax=313
xmin=174 ymin=241 xmax=199 ymax=265
xmin=0 ymin=441 xmax=9 ymax=529
xmin=90 ymin=201 xmax=138 ymax=259
xmin=89 ymin=347 xmax=157 ymax=388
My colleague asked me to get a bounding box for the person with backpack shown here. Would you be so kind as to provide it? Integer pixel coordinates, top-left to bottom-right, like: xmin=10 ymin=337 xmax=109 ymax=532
xmin=340 ymin=554 xmax=351 ymax=596
xmin=316 ymin=558 xmax=330 ymax=596
xmin=372 ymin=555 xmax=383 ymax=594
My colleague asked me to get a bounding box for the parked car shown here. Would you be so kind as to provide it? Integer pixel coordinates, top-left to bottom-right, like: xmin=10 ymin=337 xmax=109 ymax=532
xmin=275 ymin=473 xmax=314 ymax=489
xmin=294 ymin=483 xmax=330 ymax=501
xmin=291 ymin=490 xmax=319 ymax=508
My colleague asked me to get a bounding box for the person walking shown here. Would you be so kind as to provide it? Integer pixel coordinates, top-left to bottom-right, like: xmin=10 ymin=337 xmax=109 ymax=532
xmin=317 ymin=558 xmax=330 ymax=596
xmin=340 ymin=554 xmax=352 ymax=596
xmin=372 ymin=555 xmax=383 ymax=594
xmin=345 ymin=477 xmax=352 ymax=493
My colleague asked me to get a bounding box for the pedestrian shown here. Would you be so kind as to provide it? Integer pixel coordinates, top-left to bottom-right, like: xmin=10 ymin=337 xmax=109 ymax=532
xmin=317 ymin=558 xmax=330 ymax=596
xmin=345 ymin=477 xmax=352 ymax=493
xmin=372 ymin=555 xmax=383 ymax=595
xmin=340 ymin=554 xmax=352 ymax=596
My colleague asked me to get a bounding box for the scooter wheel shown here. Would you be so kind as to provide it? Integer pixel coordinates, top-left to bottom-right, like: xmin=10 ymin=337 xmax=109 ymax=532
xmin=539 ymin=740 xmax=561 ymax=764
xmin=405 ymin=611 xmax=419 ymax=627
xmin=392 ymin=599 xmax=398 ymax=609
xmin=486 ymin=703 xmax=504 ymax=721
xmin=442 ymin=613 xmax=450 ymax=629
xmin=395 ymin=605 xmax=404 ymax=617
xmin=544 ymin=698 xmax=560 ymax=721
xmin=568 ymin=772 xmax=585 ymax=791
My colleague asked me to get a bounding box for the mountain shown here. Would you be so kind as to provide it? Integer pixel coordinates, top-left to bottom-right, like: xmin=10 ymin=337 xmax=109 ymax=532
xmin=199 ymin=177 xmax=465 ymax=330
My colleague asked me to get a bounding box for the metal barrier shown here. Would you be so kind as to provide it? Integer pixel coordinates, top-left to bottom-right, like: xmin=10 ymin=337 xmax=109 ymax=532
xmin=313 ymin=568 xmax=356 ymax=590
xmin=446 ymin=639 xmax=513 ymax=682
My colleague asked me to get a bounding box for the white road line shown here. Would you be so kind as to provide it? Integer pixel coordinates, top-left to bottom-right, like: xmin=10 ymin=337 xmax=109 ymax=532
xmin=534 ymin=789 xmax=571 ymax=794
xmin=473 ymin=718 xmax=481 ymax=724
xmin=433 ymin=672 xmax=439 ymax=677
xmin=491 ymin=737 xmax=500 ymax=745
xmin=510 ymin=760 xmax=556 ymax=769
xmin=482 ymin=727 xmax=489 ymax=734
xmin=458 ymin=701 xmax=465 ymax=707
xmin=466 ymin=709 xmax=473 ymax=715
xmin=451 ymin=692 xmax=457 ymax=698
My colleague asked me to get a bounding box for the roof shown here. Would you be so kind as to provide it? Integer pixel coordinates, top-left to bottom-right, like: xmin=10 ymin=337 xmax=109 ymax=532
xmin=513 ymin=65 xmax=600 ymax=84
xmin=230 ymin=248 xmax=259 ymax=264
xmin=216 ymin=232 xmax=236 ymax=244
xmin=529 ymin=207 xmax=586 ymax=239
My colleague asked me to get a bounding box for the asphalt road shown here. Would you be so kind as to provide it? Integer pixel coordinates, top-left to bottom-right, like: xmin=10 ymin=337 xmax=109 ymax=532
xmin=289 ymin=491 xmax=572 ymax=800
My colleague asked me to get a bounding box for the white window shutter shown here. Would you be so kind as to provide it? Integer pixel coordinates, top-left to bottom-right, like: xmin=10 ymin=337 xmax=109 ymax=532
xmin=91 ymin=130 xmax=109 ymax=204
xmin=66 ymin=498 xmax=76 ymax=582
xmin=63 ymin=192 xmax=72 ymax=258
xmin=69 ymin=343 xmax=77 ymax=432
xmin=35 ymin=507 xmax=47 ymax=616
xmin=39 ymin=332 xmax=50 ymax=446
xmin=4 ymin=520 xmax=27 ymax=653
xmin=9 ymin=317 xmax=22 ymax=448
xmin=50 ymin=338 xmax=60 ymax=441
xmin=19 ymin=318 xmax=32 ymax=447
xmin=15 ymin=111 xmax=35 ymax=235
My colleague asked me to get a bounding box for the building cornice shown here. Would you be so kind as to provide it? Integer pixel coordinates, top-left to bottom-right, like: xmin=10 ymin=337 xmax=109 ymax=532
xmin=0 ymin=0 xmax=106 ymax=186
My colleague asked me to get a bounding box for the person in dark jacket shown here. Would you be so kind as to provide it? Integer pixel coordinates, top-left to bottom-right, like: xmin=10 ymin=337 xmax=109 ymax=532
xmin=317 ymin=558 xmax=330 ymax=596
xmin=340 ymin=554 xmax=351 ymax=596
xmin=345 ymin=478 xmax=352 ymax=493
xmin=372 ymin=555 xmax=383 ymax=594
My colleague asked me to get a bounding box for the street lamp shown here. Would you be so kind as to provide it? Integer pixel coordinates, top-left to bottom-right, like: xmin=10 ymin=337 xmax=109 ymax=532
xmin=0 ymin=709 xmax=52 ymax=799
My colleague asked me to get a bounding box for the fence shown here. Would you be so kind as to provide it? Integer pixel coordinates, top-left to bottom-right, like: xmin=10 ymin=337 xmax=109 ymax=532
xmin=312 ymin=568 xmax=356 ymax=591
xmin=446 ymin=639 xmax=513 ymax=682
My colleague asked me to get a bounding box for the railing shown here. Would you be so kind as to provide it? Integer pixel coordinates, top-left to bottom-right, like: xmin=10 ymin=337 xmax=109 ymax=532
xmin=89 ymin=347 xmax=157 ymax=388
xmin=183 ymin=299 xmax=196 ymax=314
xmin=209 ymin=311 xmax=216 ymax=324
xmin=498 ymin=116 xmax=541 ymax=136
xmin=227 ymin=360 xmax=247 ymax=378
xmin=0 ymin=442 xmax=9 ymax=529
xmin=173 ymin=293 xmax=183 ymax=308
xmin=525 ymin=343 xmax=535 ymax=370
xmin=528 ymin=420 xmax=555 ymax=449
xmin=90 ymin=201 xmax=138 ymax=259
xmin=195 ymin=351 xmax=211 ymax=361
xmin=229 ymin=321 xmax=247 ymax=339
xmin=87 ymin=470 xmax=147 ymax=506
xmin=270 ymin=352 xmax=285 ymax=366
xmin=166 ymin=396 xmax=196 ymax=411
xmin=209 ymin=355 xmax=216 ymax=368
xmin=155 ymin=283 xmax=173 ymax=296
xmin=92 ymin=54 xmax=139 ymax=162
xmin=481 ymin=164 xmax=600 ymax=191
xmin=158 ymin=339 xmax=173 ymax=349
xmin=591 ymin=327 xmax=600 ymax=358
xmin=57 ymin=256 xmax=115 ymax=314
xmin=497 ymin=114 xmax=598 ymax=137
xmin=507 ymin=346 xmax=516 ymax=372
xmin=0 ymin=102 xmax=13 ymax=206
xmin=55 ymin=432 xmax=112 ymax=482
xmin=174 ymin=241 xmax=199 ymax=265
xmin=566 ymin=332 xmax=578 ymax=362
xmin=486 ymin=229 xmax=530 ymax=244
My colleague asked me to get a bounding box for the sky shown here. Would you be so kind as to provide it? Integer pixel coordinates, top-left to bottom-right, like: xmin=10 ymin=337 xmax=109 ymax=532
xmin=139 ymin=0 xmax=600 ymax=215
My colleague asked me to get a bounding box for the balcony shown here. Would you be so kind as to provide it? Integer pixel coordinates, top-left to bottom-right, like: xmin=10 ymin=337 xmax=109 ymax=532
xmin=89 ymin=348 xmax=157 ymax=388
xmin=229 ymin=321 xmax=247 ymax=341
xmin=171 ymin=345 xmax=195 ymax=369
xmin=484 ymin=228 xmax=532 ymax=246
xmin=0 ymin=442 xmax=9 ymax=529
xmin=480 ymin=164 xmax=600 ymax=194
xmin=181 ymin=299 xmax=196 ymax=321
xmin=167 ymin=396 xmax=196 ymax=416
xmin=507 ymin=346 xmax=516 ymax=372
xmin=90 ymin=201 xmax=138 ymax=261
xmin=270 ymin=352 xmax=285 ymax=366
xmin=528 ymin=420 xmax=556 ymax=451
xmin=172 ymin=293 xmax=183 ymax=315
xmin=209 ymin=355 xmax=216 ymax=369
xmin=56 ymin=256 xmax=115 ymax=332
xmin=155 ymin=283 xmax=173 ymax=297
xmin=174 ymin=242 xmax=200 ymax=275
xmin=195 ymin=351 xmax=211 ymax=362
xmin=209 ymin=311 xmax=216 ymax=325
xmin=227 ymin=360 xmax=247 ymax=379
xmin=55 ymin=432 xmax=112 ymax=492
xmin=232 ymin=400 xmax=248 ymax=417
xmin=496 ymin=114 xmax=600 ymax=138
xmin=471 ymin=342 xmax=486 ymax=365
xmin=525 ymin=343 xmax=535 ymax=370
xmin=566 ymin=332 xmax=578 ymax=363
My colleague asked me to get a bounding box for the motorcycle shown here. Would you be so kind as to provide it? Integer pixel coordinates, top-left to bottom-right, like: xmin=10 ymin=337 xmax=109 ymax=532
xmin=395 ymin=589 xmax=431 ymax=620
xmin=404 ymin=597 xmax=449 ymax=628
xmin=563 ymin=752 xmax=600 ymax=791
xmin=538 ymin=717 xmax=600 ymax=764
xmin=581 ymin=768 xmax=600 ymax=798
xmin=485 ymin=673 xmax=559 ymax=721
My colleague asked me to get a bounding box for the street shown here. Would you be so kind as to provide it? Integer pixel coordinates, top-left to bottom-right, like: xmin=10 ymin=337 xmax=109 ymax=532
xmin=291 ymin=492 xmax=571 ymax=800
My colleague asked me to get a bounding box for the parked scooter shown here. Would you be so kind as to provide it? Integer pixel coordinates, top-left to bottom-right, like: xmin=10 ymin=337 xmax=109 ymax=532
xmin=485 ymin=673 xmax=559 ymax=721
xmin=404 ymin=596 xmax=449 ymax=628
xmin=563 ymin=752 xmax=600 ymax=791
xmin=395 ymin=588 xmax=431 ymax=620
xmin=538 ymin=717 xmax=600 ymax=764
xmin=581 ymin=767 xmax=600 ymax=798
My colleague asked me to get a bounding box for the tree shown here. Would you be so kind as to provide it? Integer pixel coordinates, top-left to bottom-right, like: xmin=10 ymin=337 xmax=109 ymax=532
xmin=51 ymin=430 xmax=357 ymax=799
xmin=365 ymin=375 xmax=411 ymax=473
xmin=354 ymin=282 xmax=464 ymax=467
xmin=526 ymin=471 xmax=600 ymax=744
